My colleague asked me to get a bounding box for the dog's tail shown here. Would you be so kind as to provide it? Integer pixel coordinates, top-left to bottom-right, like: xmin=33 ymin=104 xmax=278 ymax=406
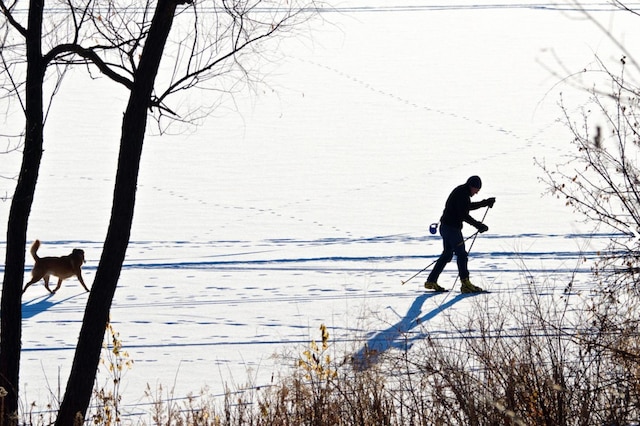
xmin=30 ymin=239 xmax=41 ymax=261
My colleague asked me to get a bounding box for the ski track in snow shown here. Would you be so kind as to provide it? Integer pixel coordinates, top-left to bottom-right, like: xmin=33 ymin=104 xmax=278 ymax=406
xmin=10 ymin=230 xmax=606 ymax=413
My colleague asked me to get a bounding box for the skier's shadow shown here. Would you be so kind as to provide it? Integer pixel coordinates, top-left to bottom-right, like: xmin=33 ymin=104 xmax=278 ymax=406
xmin=22 ymin=293 xmax=85 ymax=318
xmin=352 ymin=292 xmax=473 ymax=369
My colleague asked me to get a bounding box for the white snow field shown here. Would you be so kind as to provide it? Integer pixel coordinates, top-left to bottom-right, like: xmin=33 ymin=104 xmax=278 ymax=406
xmin=1 ymin=0 xmax=637 ymax=421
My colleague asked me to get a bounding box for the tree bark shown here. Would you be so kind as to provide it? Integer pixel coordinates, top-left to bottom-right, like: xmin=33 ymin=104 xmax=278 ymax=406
xmin=0 ymin=0 xmax=45 ymax=421
xmin=55 ymin=0 xmax=182 ymax=423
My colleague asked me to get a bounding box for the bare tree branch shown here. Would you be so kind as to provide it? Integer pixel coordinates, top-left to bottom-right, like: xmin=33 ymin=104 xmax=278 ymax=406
xmin=0 ymin=0 xmax=27 ymax=36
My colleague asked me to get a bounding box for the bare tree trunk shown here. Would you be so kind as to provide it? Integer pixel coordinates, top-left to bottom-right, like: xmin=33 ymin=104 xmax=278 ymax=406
xmin=55 ymin=0 xmax=183 ymax=422
xmin=0 ymin=0 xmax=45 ymax=421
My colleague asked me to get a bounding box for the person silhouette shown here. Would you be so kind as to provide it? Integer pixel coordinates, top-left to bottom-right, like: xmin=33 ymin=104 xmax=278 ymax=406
xmin=424 ymin=176 xmax=495 ymax=293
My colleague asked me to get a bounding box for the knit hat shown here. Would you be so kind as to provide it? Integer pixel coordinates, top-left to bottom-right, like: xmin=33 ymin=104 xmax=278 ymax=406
xmin=467 ymin=175 xmax=482 ymax=189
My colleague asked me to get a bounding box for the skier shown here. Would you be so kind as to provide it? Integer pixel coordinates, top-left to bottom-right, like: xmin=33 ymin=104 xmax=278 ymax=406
xmin=424 ymin=175 xmax=495 ymax=293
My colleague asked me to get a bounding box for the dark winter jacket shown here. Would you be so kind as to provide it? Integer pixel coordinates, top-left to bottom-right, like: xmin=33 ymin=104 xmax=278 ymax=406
xmin=439 ymin=183 xmax=486 ymax=230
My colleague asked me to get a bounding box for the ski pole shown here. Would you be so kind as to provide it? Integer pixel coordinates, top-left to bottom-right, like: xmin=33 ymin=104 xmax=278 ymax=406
xmin=401 ymin=260 xmax=437 ymax=285
xmin=401 ymin=230 xmax=481 ymax=285
xmin=466 ymin=205 xmax=490 ymax=256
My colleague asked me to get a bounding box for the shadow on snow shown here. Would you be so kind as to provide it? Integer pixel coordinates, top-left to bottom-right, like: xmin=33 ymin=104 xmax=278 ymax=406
xmin=352 ymin=292 xmax=476 ymax=369
xmin=22 ymin=293 xmax=84 ymax=318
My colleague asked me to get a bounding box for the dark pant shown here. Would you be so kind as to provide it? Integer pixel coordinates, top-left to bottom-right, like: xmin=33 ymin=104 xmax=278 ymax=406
xmin=427 ymin=224 xmax=469 ymax=282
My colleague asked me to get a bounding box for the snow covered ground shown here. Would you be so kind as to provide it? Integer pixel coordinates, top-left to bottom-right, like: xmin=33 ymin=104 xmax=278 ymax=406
xmin=1 ymin=0 xmax=636 ymax=420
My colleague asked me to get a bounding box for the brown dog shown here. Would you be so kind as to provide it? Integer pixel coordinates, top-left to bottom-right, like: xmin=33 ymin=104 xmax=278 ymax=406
xmin=23 ymin=240 xmax=89 ymax=294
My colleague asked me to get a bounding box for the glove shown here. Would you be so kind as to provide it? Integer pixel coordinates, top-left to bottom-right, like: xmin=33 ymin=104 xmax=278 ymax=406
xmin=484 ymin=197 xmax=496 ymax=208
xmin=477 ymin=223 xmax=489 ymax=233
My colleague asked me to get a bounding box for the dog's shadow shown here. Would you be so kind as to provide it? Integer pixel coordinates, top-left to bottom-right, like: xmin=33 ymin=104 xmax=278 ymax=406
xmin=22 ymin=293 xmax=85 ymax=319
